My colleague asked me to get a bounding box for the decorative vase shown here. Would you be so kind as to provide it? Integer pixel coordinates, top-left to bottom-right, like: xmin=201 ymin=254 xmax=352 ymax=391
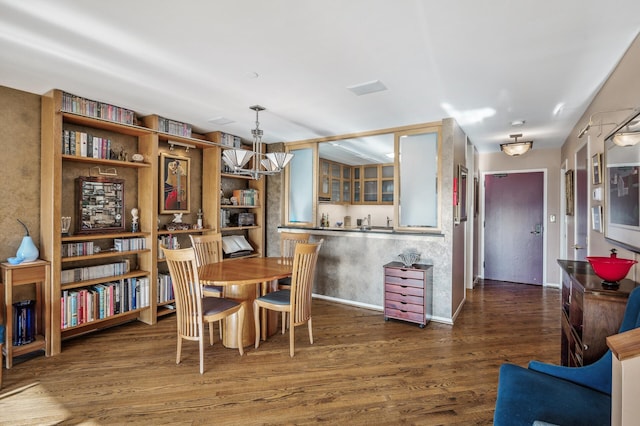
xmin=17 ymin=235 xmax=39 ymax=262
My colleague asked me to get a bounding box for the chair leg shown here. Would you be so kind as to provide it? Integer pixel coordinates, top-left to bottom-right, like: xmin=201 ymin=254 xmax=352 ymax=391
xmin=219 ymin=319 xmax=223 ymax=340
xmin=308 ymin=317 xmax=313 ymax=345
xmin=282 ymin=312 xmax=286 ymax=334
xmin=289 ymin=322 xmax=295 ymax=357
xmin=253 ymin=300 xmax=261 ymax=349
xmin=199 ymin=334 xmax=205 ymax=375
xmin=209 ymin=322 xmax=214 ymax=345
xmin=236 ymin=305 xmax=245 ymax=356
xmin=176 ymin=335 xmax=182 ymax=365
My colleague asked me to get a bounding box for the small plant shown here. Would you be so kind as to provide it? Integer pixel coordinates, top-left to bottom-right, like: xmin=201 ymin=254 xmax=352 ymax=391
xmin=17 ymin=219 xmax=30 ymax=236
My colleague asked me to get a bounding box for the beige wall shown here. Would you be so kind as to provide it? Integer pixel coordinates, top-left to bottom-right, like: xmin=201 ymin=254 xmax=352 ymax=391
xmin=478 ymin=148 xmax=562 ymax=285
xmin=0 ymin=86 xmax=41 ymax=263
xmin=561 ymin=33 xmax=640 ymax=281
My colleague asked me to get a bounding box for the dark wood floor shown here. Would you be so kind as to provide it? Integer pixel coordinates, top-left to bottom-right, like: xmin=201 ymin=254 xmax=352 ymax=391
xmin=0 ymin=280 xmax=560 ymax=425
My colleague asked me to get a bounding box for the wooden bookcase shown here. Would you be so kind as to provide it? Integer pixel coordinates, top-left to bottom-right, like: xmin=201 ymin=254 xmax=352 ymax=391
xmin=40 ymin=90 xmax=267 ymax=354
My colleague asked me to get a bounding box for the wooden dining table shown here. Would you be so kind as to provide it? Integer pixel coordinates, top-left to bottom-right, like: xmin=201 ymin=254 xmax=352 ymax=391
xmin=198 ymin=256 xmax=293 ymax=348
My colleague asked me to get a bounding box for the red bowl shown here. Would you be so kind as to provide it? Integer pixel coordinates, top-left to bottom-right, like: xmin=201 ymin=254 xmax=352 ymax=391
xmin=586 ymin=256 xmax=637 ymax=283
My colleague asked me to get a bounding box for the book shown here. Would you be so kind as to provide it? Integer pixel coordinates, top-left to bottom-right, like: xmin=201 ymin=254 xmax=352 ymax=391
xmin=221 ymin=235 xmax=253 ymax=254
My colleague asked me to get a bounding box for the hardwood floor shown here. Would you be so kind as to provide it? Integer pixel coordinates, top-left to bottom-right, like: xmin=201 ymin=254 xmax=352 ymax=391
xmin=0 ymin=280 xmax=560 ymax=425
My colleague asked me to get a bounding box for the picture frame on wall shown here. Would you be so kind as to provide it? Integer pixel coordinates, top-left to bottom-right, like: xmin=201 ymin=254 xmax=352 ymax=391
xmin=565 ymin=169 xmax=574 ymax=216
xmin=160 ymin=152 xmax=190 ymax=214
xmin=592 ymin=205 xmax=603 ymax=232
xmin=591 ymin=153 xmax=602 ymax=185
xmin=455 ymin=164 xmax=468 ymax=224
xmin=76 ymin=176 xmax=125 ymax=234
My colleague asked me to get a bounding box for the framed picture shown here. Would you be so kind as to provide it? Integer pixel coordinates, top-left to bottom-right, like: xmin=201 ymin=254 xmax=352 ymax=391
xmin=455 ymin=164 xmax=468 ymax=224
xmin=75 ymin=176 xmax=125 ymax=234
xmin=592 ymin=205 xmax=603 ymax=232
xmin=160 ymin=152 xmax=190 ymax=213
xmin=565 ymin=169 xmax=574 ymax=216
xmin=591 ymin=153 xmax=602 ymax=185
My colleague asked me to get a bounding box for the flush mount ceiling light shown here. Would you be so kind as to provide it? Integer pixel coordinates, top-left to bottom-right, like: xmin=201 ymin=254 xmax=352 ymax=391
xmin=222 ymin=105 xmax=293 ymax=180
xmin=510 ymin=120 xmax=525 ymax=127
xmin=208 ymin=116 xmax=235 ymax=125
xmin=347 ymin=79 xmax=387 ymax=96
xmin=500 ymin=134 xmax=533 ymax=156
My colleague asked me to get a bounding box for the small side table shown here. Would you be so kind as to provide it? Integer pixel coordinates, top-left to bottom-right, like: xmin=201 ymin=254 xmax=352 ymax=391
xmin=1 ymin=259 xmax=51 ymax=368
xmin=383 ymin=262 xmax=433 ymax=328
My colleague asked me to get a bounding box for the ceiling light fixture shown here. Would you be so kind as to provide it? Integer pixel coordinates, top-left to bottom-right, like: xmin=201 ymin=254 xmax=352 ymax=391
xmin=510 ymin=120 xmax=525 ymax=127
xmin=500 ymin=134 xmax=533 ymax=156
xmin=612 ymin=132 xmax=640 ymax=146
xmin=577 ymin=108 xmax=635 ymax=138
xmin=222 ymin=105 xmax=293 ymax=180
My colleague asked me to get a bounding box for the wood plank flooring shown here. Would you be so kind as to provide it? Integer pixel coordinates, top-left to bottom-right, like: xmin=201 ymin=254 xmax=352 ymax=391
xmin=0 ymin=280 xmax=560 ymax=425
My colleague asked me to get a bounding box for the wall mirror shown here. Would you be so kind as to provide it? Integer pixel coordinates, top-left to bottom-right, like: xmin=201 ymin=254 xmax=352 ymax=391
xmin=286 ymin=145 xmax=315 ymax=225
xmin=604 ymin=109 xmax=640 ymax=252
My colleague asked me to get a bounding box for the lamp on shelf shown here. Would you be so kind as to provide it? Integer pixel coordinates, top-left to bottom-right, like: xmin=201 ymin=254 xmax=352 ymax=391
xmin=222 ymin=105 xmax=293 ymax=179
xmin=500 ymin=134 xmax=533 ymax=156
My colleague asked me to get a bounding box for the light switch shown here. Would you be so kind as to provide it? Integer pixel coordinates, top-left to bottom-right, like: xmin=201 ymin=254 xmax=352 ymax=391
xmin=549 ymin=214 xmax=556 ymax=223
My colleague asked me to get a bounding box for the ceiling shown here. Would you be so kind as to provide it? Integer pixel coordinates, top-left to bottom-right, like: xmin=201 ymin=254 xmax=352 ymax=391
xmin=1 ymin=1 xmax=640 ymax=154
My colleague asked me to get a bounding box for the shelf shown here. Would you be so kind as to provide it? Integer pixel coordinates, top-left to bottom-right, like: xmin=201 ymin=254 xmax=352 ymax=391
xmin=221 ymin=225 xmax=260 ymax=231
xmin=62 ymin=232 xmax=149 ymax=242
xmin=62 ymin=154 xmax=151 ymax=168
xmin=220 ymin=205 xmax=260 ymax=209
xmin=157 ymin=228 xmax=212 ymax=235
xmin=60 ymin=309 xmax=145 ymax=337
xmin=61 ymin=249 xmax=150 ymax=263
xmin=60 ymin=270 xmax=150 ymax=291
xmin=221 ymin=173 xmax=254 ymax=180
xmin=62 ymin=111 xmax=151 ymax=136
xmin=5 ymin=335 xmax=47 ymax=357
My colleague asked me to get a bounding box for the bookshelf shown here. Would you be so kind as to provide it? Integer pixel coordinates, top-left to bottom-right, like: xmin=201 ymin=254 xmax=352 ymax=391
xmin=40 ymin=90 xmax=267 ymax=354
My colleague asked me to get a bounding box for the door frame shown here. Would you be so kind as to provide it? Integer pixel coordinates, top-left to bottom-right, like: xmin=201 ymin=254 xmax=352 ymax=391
xmin=479 ymin=168 xmax=548 ymax=285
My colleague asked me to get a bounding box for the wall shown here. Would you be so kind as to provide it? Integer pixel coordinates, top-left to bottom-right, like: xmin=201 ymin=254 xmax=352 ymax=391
xmin=561 ymin=33 xmax=640 ymax=281
xmin=478 ymin=148 xmax=562 ymax=285
xmin=0 ymin=86 xmax=41 ymax=262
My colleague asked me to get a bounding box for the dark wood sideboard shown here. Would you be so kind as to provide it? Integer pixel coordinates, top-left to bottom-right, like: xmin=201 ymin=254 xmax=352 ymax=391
xmin=558 ymin=259 xmax=639 ymax=366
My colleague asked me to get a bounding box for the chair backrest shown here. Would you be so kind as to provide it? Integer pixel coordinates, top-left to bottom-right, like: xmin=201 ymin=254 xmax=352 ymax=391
xmin=162 ymin=247 xmax=204 ymax=339
xmin=619 ymin=286 xmax=640 ymax=332
xmin=280 ymin=232 xmax=310 ymax=265
xmin=190 ymin=234 xmax=223 ymax=267
xmin=289 ymin=240 xmax=323 ymax=326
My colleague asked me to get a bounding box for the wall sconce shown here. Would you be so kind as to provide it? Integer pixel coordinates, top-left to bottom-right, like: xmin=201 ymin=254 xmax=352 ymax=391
xmin=168 ymin=140 xmax=196 ymax=152
xmin=500 ymin=134 xmax=533 ymax=156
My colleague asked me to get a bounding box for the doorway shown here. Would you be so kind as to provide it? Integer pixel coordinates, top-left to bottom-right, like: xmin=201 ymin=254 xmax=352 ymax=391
xmin=483 ymin=171 xmax=545 ymax=285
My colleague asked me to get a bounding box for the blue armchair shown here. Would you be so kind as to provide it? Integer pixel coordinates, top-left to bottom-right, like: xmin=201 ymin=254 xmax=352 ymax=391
xmin=494 ymin=286 xmax=640 ymax=426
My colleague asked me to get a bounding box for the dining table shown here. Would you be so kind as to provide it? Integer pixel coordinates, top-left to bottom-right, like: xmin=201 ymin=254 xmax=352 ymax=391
xmin=198 ymin=256 xmax=293 ymax=348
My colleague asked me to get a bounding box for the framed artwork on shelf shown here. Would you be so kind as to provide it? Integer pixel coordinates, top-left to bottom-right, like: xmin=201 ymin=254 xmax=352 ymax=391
xmin=592 ymin=205 xmax=603 ymax=232
xmin=160 ymin=152 xmax=190 ymax=214
xmin=565 ymin=169 xmax=574 ymax=216
xmin=591 ymin=153 xmax=602 ymax=185
xmin=75 ymin=176 xmax=125 ymax=234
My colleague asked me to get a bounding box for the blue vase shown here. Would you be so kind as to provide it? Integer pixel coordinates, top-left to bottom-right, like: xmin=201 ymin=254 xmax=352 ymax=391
xmin=17 ymin=236 xmax=39 ymax=262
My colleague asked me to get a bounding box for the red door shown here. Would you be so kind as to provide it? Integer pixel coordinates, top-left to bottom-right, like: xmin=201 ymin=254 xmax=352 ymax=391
xmin=484 ymin=172 xmax=544 ymax=285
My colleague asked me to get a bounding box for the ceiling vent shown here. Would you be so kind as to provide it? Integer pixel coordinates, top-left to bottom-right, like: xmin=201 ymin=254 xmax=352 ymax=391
xmin=347 ymin=80 xmax=387 ymax=96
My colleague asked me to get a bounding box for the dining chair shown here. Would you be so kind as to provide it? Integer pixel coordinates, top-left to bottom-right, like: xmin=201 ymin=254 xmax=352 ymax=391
xmin=277 ymin=232 xmax=310 ymax=332
xmin=189 ymin=234 xmax=224 ymax=297
xmin=162 ymin=246 xmax=244 ymax=374
xmin=190 ymin=234 xmax=226 ymax=339
xmin=253 ymin=240 xmax=322 ymax=357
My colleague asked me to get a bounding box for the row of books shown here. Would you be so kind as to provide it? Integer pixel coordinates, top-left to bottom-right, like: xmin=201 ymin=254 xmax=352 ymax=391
xmin=158 ymin=116 xmax=192 ymax=137
xmin=62 ymin=129 xmax=113 ymax=159
xmin=13 ymin=300 xmax=36 ymax=346
xmin=60 ymin=277 xmax=150 ymax=329
xmin=62 ymin=92 xmax=135 ymax=125
xmin=61 ymin=260 xmax=129 ymax=284
xmin=220 ymin=132 xmax=242 ymax=147
xmin=114 ymin=237 xmax=146 ymax=252
xmin=157 ymin=235 xmax=179 ymax=259
xmin=157 ymin=273 xmax=175 ymax=303
xmin=62 ymin=241 xmax=95 ymax=258
xmin=232 ymin=189 xmax=259 ymax=206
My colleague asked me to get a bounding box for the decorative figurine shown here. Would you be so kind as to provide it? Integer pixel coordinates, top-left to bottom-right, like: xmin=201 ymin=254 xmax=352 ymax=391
xmin=172 ymin=213 xmax=183 ymax=223
xmin=196 ymin=208 xmax=203 ymax=229
xmin=131 ymin=208 xmax=139 ymax=232
xmin=61 ymin=216 xmax=71 ymax=236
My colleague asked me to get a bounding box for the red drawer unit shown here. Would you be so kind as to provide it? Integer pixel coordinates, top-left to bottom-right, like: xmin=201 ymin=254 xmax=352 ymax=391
xmin=383 ymin=261 xmax=433 ymax=328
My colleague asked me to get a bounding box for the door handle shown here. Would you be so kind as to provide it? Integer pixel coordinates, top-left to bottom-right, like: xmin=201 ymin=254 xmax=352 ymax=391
xmin=573 ymin=244 xmax=584 ymax=250
xmin=530 ymin=224 xmax=543 ymax=235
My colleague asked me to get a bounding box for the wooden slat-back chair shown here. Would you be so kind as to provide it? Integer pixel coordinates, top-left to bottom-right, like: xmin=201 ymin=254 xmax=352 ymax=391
xmin=163 ymin=247 xmax=244 ymax=374
xmin=253 ymin=240 xmax=323 ymax=357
